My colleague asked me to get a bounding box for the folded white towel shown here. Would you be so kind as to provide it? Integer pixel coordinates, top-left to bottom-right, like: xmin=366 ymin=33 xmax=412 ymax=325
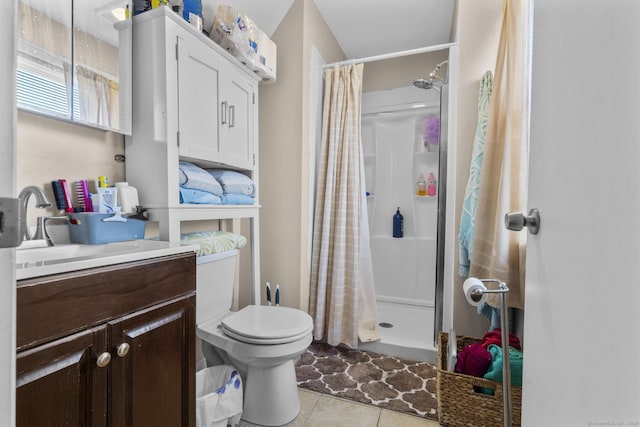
xmin=206 ymin=169 xmax=255 ymax=197
xmin=179 ymin=162 xmax=223 ymax=196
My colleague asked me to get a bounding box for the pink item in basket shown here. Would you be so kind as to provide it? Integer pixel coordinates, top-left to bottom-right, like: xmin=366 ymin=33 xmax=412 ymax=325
xmin=455 ymin=342 xmax=492 ymax=377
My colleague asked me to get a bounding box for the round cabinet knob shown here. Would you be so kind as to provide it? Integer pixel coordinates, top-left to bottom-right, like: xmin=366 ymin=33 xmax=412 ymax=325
xmin=116 ymin=343 xmax=130 ymax=358
xmin=96 ymin=352 xmax=112 ymax=368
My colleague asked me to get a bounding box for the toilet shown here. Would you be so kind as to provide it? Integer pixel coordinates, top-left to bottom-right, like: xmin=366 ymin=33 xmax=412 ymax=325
xmin=195 ymin=250 xmax=313 ymax=426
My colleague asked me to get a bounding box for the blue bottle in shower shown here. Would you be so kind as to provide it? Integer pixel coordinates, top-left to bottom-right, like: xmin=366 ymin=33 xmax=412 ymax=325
xmin=393 ymin=207 xmax=404 ymax=238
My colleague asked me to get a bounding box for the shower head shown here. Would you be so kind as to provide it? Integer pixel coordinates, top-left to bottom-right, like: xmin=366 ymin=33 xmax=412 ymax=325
xmin=413 ymin=60 xmax=449 ymax=90
xmin=413 ymin=78 xmax=435 ymax=90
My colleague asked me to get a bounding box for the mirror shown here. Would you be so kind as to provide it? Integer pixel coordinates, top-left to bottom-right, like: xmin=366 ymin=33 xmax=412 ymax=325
xmin=17 ymin=0 xmax=131 ymax=134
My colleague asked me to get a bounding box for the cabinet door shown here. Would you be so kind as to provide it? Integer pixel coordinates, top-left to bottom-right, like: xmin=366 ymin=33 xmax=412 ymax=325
xmin=177 ymin=32 xmax=221 ymax=163
xmin=220 ymin=69 xmax=255 ymax=170
xmin=110 ymin=295 xmax=196 ymax=427
xmin=16 ymin=326 xmax=108 ymax=427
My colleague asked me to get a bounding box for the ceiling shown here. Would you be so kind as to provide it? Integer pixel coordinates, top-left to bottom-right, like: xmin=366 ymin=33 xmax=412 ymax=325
xmin=202 ymin=0 xmax=455 ymax=59
xmin=33 ymin=0 xmax=455 ymax=59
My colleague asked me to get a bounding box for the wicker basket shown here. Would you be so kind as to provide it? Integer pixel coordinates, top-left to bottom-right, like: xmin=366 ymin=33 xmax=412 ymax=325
xmin=437 ymin=332 xmax=522 ymax=426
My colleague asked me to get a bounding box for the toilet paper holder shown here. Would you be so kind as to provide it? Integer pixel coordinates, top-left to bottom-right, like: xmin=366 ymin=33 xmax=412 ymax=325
xmin=464 ymin=278 xmax=509 ymax=305
xmin=463 ymin=278 xmax=512 ymax=427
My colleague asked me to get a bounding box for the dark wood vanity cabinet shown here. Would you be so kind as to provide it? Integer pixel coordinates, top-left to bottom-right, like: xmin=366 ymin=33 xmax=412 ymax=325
xmin=16 ymin=252 xmax=197 ymax=427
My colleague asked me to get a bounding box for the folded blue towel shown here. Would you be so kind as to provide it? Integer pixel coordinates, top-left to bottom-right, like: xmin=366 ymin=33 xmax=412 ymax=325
xmin=179 ymin=162 xmax=223 ymax=196
xmin=221 ymin=193 xmax=255 ymax=205
xmin=179 ymin=188 xmax=222 ymax=204
xmin=206 ymin=169 xmax=255 ymax=197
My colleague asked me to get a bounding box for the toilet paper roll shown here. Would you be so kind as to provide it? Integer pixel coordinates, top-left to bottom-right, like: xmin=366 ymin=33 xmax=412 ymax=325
xmin=463 ymin=278 xmax=488 ymax=307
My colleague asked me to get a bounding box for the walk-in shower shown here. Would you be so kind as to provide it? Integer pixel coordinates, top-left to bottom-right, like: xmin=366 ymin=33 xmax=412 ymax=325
xmin=358 ymin=79 xmax=447 ymax=363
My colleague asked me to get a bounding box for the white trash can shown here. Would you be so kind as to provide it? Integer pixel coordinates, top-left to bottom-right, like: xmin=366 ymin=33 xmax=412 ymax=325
xmin=195 ymin=365 xmax=243 ymax=427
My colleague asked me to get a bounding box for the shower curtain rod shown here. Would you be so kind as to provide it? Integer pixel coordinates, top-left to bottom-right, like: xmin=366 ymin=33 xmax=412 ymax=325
xmin=319 ymin=42 xmax=457 ymax=69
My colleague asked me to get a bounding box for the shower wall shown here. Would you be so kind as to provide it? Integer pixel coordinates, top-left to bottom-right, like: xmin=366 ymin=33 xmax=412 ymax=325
xmin=361 ymin=86 xmax=441 ymax=360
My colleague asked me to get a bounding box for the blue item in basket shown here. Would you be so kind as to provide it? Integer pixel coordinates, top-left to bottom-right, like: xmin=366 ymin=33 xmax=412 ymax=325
xmin=68 ymin=212 xmax=146 ymax=244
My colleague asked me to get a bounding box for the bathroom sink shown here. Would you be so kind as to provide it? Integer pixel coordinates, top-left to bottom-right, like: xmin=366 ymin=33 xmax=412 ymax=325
xmin=16 ymin=242 xmax=141 ymax=264
xmin=15 ymin=240 xmax=199 ymax=280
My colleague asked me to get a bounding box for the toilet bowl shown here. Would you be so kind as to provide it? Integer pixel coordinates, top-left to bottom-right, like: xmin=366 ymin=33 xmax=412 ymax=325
xmin=195 ymin=251 xmax=313 ymax=426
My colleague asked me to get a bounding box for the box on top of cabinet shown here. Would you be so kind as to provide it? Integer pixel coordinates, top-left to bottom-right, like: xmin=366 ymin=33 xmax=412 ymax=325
xmin=208 ymin=4 xmax=276 ymax=82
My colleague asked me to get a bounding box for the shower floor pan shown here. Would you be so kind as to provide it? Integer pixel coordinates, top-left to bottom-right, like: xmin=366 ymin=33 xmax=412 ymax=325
xmin=359 ymin=300 xmax=437 ymax=363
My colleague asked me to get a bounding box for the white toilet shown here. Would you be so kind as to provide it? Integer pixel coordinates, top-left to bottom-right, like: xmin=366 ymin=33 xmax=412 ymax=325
xmin=195 ymin=250 xmax=313 ymax=426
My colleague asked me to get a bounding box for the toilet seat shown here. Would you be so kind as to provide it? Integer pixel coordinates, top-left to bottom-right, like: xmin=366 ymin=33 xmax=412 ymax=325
xmin=221 ymin=305 xmax=313 ymax=345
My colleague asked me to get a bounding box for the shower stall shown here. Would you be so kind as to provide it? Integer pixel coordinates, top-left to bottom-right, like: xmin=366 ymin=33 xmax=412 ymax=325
xmin=358 ymin=82 xmax=447 ymax=363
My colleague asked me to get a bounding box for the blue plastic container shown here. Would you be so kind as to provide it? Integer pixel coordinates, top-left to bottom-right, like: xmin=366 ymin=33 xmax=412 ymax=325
xmin=68 ymin=213 xmax=146 ymax=245
xmin=182 ymin=0 xmax=202 ymax=21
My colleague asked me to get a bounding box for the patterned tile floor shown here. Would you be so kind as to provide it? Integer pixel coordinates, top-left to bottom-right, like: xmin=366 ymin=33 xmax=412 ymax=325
xmin=237 ymin=388 xmax=442 ymax=427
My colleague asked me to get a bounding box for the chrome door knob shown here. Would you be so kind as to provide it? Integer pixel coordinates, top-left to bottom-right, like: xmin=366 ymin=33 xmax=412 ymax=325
xmin=505 ymin=208 xmax=540 ymax=235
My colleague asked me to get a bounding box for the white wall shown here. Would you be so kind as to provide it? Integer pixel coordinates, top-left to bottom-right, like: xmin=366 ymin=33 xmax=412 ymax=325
xmin=453 ymin=0 xmax=503 ymax=338
xmin=258 ymin=0 xmax=345 ymax=311
xmin=17 ymin=112 xmax=126 ymax=223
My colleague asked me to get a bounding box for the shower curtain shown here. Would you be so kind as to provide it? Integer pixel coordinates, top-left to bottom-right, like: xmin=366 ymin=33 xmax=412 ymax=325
xmin=470 ymin=0 xmax=531 ymax=310
xmin=309 ymin=63 xmax=379 ymax=348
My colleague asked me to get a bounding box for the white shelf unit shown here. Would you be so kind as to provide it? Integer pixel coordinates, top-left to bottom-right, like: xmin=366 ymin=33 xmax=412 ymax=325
xmin=125 ymin=7 xmax=261 ymax=303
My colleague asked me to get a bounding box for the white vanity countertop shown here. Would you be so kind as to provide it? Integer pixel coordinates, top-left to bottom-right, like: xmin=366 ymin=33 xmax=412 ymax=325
xmin=16 ymin=240 xmax=199 ymax=281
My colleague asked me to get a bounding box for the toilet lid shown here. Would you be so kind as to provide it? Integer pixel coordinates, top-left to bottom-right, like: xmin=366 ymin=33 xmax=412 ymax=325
xmin=221 ymin=305 xmax=313 ymax=345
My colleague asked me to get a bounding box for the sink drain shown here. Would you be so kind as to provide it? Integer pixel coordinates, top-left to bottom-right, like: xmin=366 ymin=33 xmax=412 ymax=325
xmin=378 ymin=322 xmax=394 ymax=328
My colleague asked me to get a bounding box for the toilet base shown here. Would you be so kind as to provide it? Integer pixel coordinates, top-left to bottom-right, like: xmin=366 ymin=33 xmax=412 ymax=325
xmin=241 ymin=359 xmax=300 ymax=426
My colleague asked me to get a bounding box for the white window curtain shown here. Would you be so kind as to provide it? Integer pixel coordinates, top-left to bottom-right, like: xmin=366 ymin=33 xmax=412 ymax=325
xmin=470 ymin=0 xmax=531 ymax=310
xmin=310 ymin=63 xmax=379 ymax=348
xmin=75 ymin=64 xmax=117 ymax=128
xmin=62 ymin=63 xmax=117 ymax=128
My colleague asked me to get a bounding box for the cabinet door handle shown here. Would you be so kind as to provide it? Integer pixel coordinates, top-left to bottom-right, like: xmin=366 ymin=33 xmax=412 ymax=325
xmin=221 ymin=101 xmax=228 ymax=125
xmin=229 ymin=105 xmax=235 ymax=128
xmin=96 ymin=352 xmax=112 ymax=368
xmin=116 ymin=343 xmax=130 ymax=357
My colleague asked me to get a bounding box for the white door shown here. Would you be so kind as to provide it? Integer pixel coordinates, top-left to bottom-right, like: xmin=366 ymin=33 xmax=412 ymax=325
xmin=522 ymin=1 xmax=640 ymax=425
xmin=177 ymin=32 xmax=222 ymax=163
xmin=219 ymin=69 xmax=254 ymax=170
xmin=0 ymin=1 xmax=17 ymax=424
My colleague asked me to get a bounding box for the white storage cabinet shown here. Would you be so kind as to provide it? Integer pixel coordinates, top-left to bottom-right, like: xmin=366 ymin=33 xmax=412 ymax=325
xmin=125 ymin=6 xmax=261 ymax=302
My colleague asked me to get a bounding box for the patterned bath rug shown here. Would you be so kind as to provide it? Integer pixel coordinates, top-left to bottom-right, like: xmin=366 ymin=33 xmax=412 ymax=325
xmin=295 ymin=342 xmax=438 ymax=421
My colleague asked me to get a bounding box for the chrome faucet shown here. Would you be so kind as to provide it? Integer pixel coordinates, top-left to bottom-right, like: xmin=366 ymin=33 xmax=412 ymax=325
xmin=18 ymin=186 xmax=52 ymax=244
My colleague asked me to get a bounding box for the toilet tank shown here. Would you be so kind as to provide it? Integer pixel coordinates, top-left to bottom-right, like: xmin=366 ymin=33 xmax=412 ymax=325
xmin=196 ymin=249 xmax=238 ymax=325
